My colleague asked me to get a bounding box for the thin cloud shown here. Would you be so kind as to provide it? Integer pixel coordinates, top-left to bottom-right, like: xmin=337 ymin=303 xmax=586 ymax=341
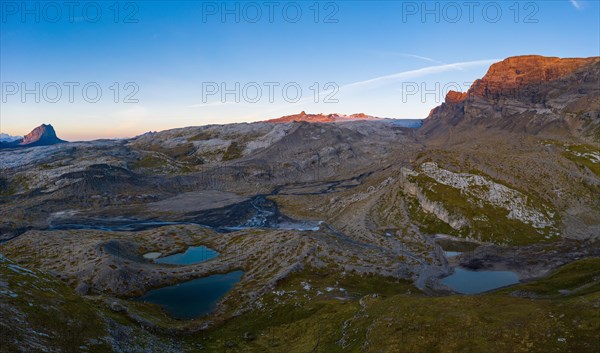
xmin=368 ymin=51 xmax=446 ymax=65
xmin=570 ymin=0 xmax=582 ymax=9
xmin=397 ymin=53 xmax=446 ymax=65
xmin=339 ymin=59 xmax=499 ymax=93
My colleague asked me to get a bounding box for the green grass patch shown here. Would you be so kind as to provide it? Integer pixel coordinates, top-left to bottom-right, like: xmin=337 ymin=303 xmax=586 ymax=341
xmin=562 ymin=144 xmax=600 ymax=177
xmin=189 ymin=131 xmax=217 ymax=141
xmin=189 ymin=262 xmax=600 ymax=352
xmin=131 ymin=155 xmax=168 ymax=169
xmin=405 ymin=195 xmax=463 ymax=237
xmin=1 ymin=256 xmax=598 ymax=353
xmin=222 ymin=141 xmax=244 ymax=161
xmin=498 ymin=257 xmax=600 ymax=297
xmin=0 ymin=258 xmax=111 ymax=353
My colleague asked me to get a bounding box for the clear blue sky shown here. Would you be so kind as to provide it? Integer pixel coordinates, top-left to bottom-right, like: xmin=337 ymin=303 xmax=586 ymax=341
xmin=1 ymin=0 xmax=599 ymax=140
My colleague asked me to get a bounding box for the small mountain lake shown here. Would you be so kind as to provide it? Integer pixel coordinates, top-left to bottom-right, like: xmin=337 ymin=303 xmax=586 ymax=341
xmin=152 ymin=246 xmax=219 ymax=265
xmin=441 ymin=268 xmax=519 ymax=294
xmin=444 ymin=251 xmax=462 ymax=258
xmin=135 ymin=271 xmax=244 ymax=319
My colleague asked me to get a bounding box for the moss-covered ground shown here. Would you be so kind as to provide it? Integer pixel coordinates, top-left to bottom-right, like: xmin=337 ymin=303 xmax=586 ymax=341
xmin=2 ymin=253 xmax=598 ymax=352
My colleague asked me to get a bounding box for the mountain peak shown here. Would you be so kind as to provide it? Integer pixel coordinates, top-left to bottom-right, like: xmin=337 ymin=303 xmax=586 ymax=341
xmin=0 ymin=123 xmax=66 ymax=149
xmin=21 ymin=124 xmax=64 ymax=146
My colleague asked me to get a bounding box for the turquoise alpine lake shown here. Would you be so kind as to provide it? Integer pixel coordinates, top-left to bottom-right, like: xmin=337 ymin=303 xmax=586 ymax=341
xmin=441 ymin=268 xmax=519 ymax=294
xmin=135 ymin=271 xmax=244 ymax=319
xmin=154 ymin=246 xmax=219 ymax=265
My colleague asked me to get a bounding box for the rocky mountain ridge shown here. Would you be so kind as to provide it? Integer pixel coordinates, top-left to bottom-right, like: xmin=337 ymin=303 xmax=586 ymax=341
xmin=470 ymin=55 xmax=599 ymax=98
xmin=264 ymin=111 xmax=380 ymax=123
xmin=422 ymin=55 xmax=600 ymax=142
xmin=0 ymin=133 xmax=22 ymax=143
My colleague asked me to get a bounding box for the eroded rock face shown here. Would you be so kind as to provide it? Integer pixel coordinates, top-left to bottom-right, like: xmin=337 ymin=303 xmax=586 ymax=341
xmin=470 ymin=55 xmax=598 ymax=98
xmin=444 ymin=91 xmax=467 ymax=104
xmin=400 ymin=174 xmax=468 ymax=231
xmin=422 ymin=55 xmax=600 ymax=141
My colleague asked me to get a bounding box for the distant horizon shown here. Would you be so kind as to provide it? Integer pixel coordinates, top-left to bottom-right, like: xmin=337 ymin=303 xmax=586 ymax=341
xmin=1 ymin=112 xmax=426 ymax=141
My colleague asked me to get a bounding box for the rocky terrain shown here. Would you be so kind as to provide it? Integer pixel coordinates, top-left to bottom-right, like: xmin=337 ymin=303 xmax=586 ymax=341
xmin=0 ymin=55 xmax=599 ymax=352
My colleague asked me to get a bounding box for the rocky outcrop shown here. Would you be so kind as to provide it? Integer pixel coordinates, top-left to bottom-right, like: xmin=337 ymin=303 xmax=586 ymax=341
xmin=265 ymin=111 xmax=380 ymax=123
xmin=400 ymin=162 xmax=558 ymax=242
xmin=419 ymin=162 xmax=554 ymax=229
xmin=470 ymin=55 xmax=598 ymax=98
xmin=400 ymin=167 xmax=469 ymax=231
xmin=422 ymin=55 xmax=600 ymax=141
xmin=0 ymin=124 xmax=66 ymax=149
xmin=444 ymin=91 xmax=467 ymax=104
xmin=20 ymin=124 xmax=64 ymax=145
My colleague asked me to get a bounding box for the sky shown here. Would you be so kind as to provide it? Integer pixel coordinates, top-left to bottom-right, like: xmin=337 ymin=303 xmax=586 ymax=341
xmin=1 ymin=0 xmax=599 ymax=140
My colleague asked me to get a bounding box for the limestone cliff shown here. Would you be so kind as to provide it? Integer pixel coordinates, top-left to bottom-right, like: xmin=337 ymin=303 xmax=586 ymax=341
xmin=421 ymin=55 xmax=600 ymax=142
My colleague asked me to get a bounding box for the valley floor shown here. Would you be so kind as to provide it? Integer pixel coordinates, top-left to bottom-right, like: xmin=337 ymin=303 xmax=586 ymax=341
xmin=1 ymin=120 xmax=599 ymax=352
